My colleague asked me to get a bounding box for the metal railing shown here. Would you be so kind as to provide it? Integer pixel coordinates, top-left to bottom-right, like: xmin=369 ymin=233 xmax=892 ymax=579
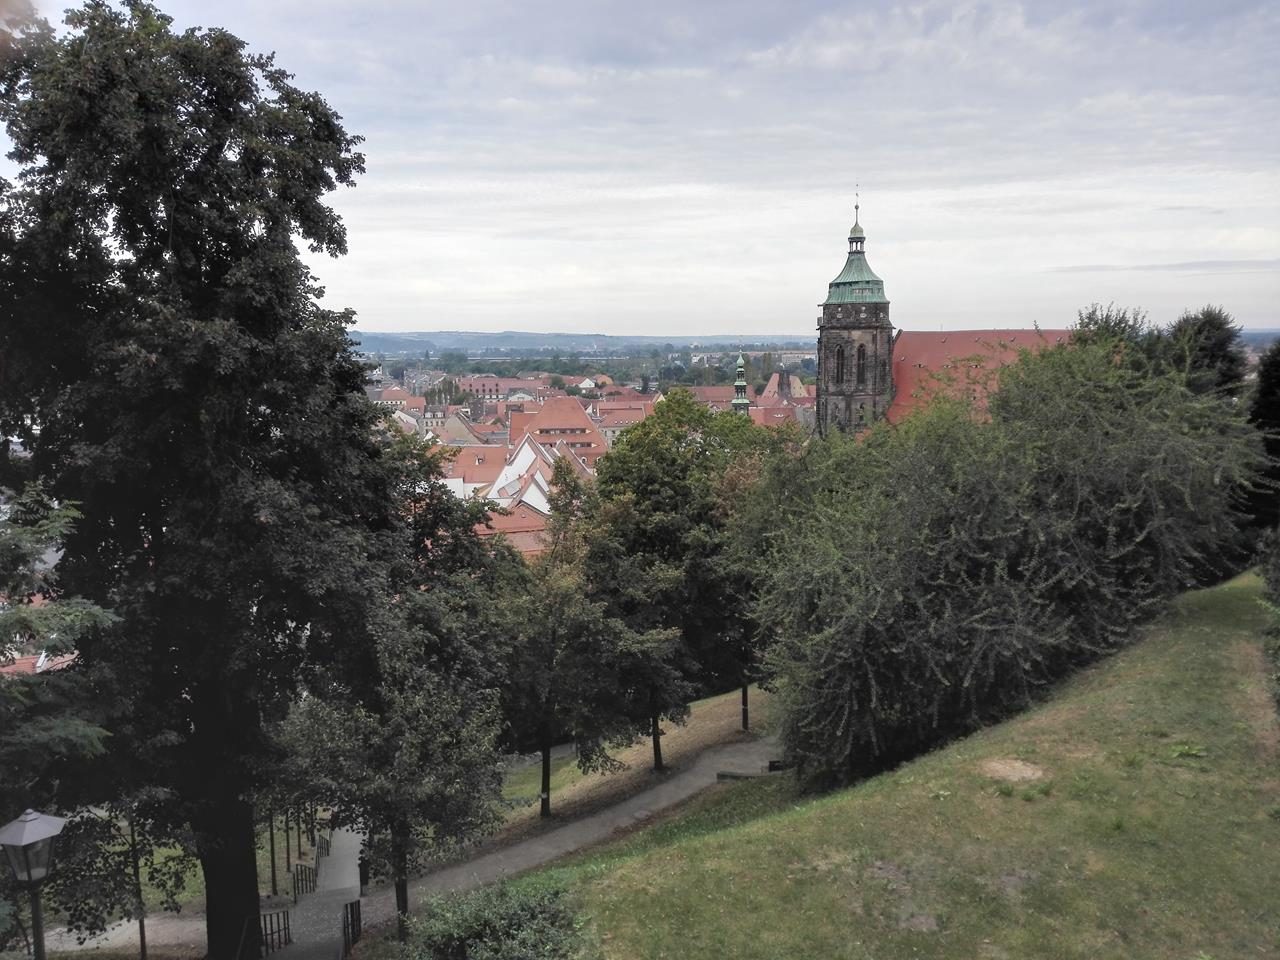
xmin=293 ymin=862 xmax=317 ymax=902
xmin=317 ymin=832 xmax=331 ymax=858
xmin=261 ymin=909 xmax=292 ymax=955
xmin=341 ymin=900 xmax=362 ymax=959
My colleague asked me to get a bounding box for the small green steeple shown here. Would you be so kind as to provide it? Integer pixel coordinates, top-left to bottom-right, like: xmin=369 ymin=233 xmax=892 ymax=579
xmin=732 ymin=351 xmax=750 ymax=414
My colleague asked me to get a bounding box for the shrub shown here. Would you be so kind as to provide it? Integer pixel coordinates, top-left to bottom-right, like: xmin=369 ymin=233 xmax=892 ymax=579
xmin=743 ymin=340 xmax=1263 ymax=789
xmin=406 ymin=882 xmax=586 ymax=960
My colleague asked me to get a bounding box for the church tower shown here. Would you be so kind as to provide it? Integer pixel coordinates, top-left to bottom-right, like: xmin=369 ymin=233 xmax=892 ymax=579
xmin=731 ymin=351 xmax=750 ymax=415
xmin=816 ymin=201 xmax=894 ymax=435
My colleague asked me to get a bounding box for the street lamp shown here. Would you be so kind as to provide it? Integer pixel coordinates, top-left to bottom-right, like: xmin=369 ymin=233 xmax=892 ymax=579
xmin=0 ymin=809 xmax=67 ymax=960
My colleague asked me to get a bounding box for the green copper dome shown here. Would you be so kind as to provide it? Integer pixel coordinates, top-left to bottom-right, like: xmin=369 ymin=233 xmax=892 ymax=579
xmin=824 ymin=220 xmax=886 ymax=304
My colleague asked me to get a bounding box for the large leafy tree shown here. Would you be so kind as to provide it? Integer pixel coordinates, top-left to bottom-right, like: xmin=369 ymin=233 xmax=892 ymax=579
xmin=592 ymin=390 xmax=774 ymax=762
xmin=284 ymin=438 xmax=518 ymax=939
xmin=501 ymin=457 xmax=668 ymax=812
xmin=0 ymin=4 xmax=393 ymax=955
xmin=1248 ymin=340 xmax=1280 ymax=530
xmin=1168 ymin=304 xmax=1248 ymax=397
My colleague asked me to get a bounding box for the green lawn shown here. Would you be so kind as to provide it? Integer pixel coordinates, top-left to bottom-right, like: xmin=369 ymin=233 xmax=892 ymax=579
xmin=503 ymin=753 xmax=579 ymax=804
xmin=498 ymin=685 xmax=773 ymax=826
xmin=527 ymin=574 xmax=1280 ymax=959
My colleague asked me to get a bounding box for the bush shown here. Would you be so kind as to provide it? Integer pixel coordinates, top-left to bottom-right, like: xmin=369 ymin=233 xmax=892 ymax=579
xmin=1261 ymin=527 xmax=1280 ymax=608
xmin=743 ymin=340 xmax=1264 ymax=789
xmin=406 ymin=883 xmax=586 ymax=960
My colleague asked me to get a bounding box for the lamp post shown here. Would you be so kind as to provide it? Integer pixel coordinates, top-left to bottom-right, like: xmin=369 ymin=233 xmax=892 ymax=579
xmin=0 ymin=809 xmax=67 ymax=960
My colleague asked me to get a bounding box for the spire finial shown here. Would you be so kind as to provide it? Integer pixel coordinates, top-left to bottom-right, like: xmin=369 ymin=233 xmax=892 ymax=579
xmin=855 ymin=183 xmax=860 ymax=225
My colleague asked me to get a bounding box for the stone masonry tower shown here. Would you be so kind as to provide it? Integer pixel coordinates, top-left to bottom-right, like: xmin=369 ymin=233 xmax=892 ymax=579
xmin=816 ymin=201 xmax=893 ymax=435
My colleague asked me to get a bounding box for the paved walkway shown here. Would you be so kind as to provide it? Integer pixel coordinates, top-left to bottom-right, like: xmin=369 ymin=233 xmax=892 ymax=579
xmin=274 ymin=827 xmax=361 ymax=960
xmin=46 ymin=735 xmax=778 ymax=953
xmin=361 ymin=735 xmax=778 ymax=928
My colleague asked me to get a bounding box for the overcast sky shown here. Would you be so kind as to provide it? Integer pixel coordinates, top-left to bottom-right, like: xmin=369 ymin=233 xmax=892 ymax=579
xmin=31 ymin=1 xmax=1280 ymax=333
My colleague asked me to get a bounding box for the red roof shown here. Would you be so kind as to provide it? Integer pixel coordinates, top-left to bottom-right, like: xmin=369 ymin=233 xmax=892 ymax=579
xmin=0 ymin=651 xmax=78 ymax=677
xmin=444 ymin=445 xmax=505 ymax=485
xmin=0 ymin=655 xmax=39 ymax=676
xmin=690 ymin=386 xmax=736 ymax=403
xmin=476 ymin=504 xmax=548 ymax=557
xmin=749 ymin=407 xmax=800 ymax=428
xmin=600 ymin=408 xmax=650 ymax=429
xmin=509 ymin=396 xmax=609 ymax=465
xmin=887 ymin=329 xmax=1071 ymax=423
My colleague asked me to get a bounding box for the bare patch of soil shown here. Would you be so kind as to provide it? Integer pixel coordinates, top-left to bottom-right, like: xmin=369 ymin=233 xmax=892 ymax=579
xmin=978 ymin=758 xmax=1046 ymax=782
xmin=1230 ymin=641 xmax=1279 ymax=760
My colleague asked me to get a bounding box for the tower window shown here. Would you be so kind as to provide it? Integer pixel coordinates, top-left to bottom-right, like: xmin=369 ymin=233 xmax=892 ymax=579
xmin=835 ymin=345 xmax=845 ymax=384
xmin=856 ymin=344 xmax=867 ymax=387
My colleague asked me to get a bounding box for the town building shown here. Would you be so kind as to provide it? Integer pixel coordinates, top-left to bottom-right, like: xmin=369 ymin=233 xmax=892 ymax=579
xmin=816 ymin=203 xmax=1069 ymax=434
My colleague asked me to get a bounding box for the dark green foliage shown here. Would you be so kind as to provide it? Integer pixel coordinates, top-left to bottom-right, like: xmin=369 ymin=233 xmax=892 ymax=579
xmin=0 ymin=4 xmax=387 ymax=954
xmin=1248 ymin=341 xmax=1280 ymax=529
xmin=1072 ymin=303 xmax=1167 ymax=374
xmin=407 ymin=883 xmax=586 ymax=960
xmin=1072 ymin=303 xmax=1248 ymax=400
xmin=281 ymin=438 xmax=516 ymax=937
xmin=592 ymin=390 xmax=780 ymax=739
xmin=0 ymin=488 xmax=115 ymax=945
xmin=744 ymin=341 xmax=1262 ymax=789
xmin=1168 ymin=305 xmax=1247 ymax=397
xmin=500 ymin=458 xmax=672 ymax=812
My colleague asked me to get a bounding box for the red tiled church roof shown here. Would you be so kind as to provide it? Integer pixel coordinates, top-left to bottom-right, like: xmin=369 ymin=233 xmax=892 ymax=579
xmin=887 ymin=329 xmax=1071 ymax=423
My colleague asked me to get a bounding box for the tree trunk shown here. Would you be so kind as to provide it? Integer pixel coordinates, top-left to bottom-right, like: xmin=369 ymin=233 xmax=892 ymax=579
xmin=540 ymin=733 xmax=552 ymax=819
xmin=129 ymin=817 xmax=148 ymax=960
xmin=392 ymin=833 xmax=410 ymax=942
xmin=741 ymin=682 xmax=750 ymax=732
xmin=195 ymin=798 xmax=261 ymax=960
xmin=651 ymin=711 xmax=664 ymax=771
xmin=284 ymin=809 xmax=291 ymax=872
xmin=268 ymin=812 xmax=277 ymax=897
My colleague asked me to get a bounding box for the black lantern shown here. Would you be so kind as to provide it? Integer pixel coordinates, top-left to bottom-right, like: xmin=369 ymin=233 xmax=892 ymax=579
xmin=0 ymin=809 xmax=67 ymax=960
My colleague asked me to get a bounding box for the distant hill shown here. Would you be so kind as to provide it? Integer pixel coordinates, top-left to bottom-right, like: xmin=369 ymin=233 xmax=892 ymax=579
xmin=350 ymin=328 xmax=1279 ymax=357
xmin=1242 ymin=329 xmax=1280 ymax=350
xmin=348 ymin=330 xmax=816 ymax=355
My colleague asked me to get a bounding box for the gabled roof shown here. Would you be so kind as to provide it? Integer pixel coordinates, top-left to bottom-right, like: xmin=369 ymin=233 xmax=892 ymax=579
xmin=509 ymin=396 xmax=609 ymax=465
xmin=888 ymin=329 xmax=1072 ymax=423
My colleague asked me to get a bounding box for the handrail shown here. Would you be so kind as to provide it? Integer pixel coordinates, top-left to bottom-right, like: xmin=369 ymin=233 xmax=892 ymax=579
xmin=234 ymin=915 xmax=253 ymax=960
xmin=340 ymin=900 xmax=362 ymax=958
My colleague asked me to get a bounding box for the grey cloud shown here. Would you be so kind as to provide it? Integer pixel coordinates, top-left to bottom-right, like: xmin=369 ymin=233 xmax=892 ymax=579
xmin=1055 ymin=260 xmax=1280 ymax=274
xmin=15 ymin=0 xmax=1280 ymax=332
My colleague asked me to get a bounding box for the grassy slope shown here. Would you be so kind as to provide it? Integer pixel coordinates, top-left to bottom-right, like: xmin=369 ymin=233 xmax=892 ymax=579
xmin=498 ymin=685 xmax=773 ymax=833
xmin=535 ymin=574 xmax=1279 ymax=960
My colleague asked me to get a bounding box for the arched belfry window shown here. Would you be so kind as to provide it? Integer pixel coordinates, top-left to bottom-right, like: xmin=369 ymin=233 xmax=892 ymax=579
xmin=835 ymin=345 xmax=846 ymax=384
xmin=856 ymin=344 xmax=867 ymax=387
